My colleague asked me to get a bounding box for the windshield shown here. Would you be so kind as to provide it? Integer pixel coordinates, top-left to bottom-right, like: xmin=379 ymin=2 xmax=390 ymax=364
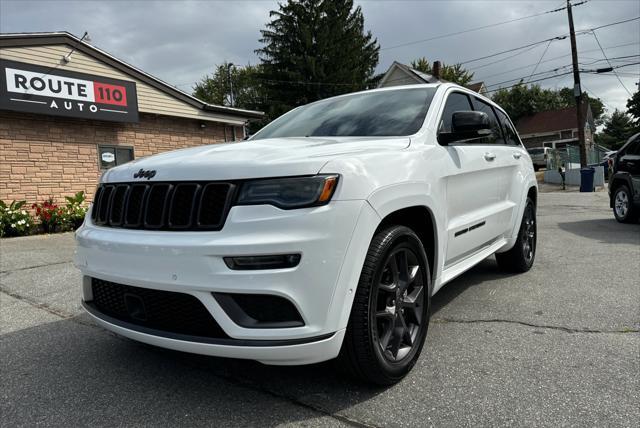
xmin=251 ymin=87 xmax=437 ymax=140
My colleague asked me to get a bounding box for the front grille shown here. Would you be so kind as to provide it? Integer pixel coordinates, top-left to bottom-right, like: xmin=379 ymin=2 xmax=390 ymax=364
xmin=91 ymin=181 xmax=235 ymax=231
xmin=91 ymin=278 xmax=229 ymax=339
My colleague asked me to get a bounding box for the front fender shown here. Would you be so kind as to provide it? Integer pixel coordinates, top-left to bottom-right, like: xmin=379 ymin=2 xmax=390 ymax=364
xmin=367 ymin=181 xmax=445 ymax=286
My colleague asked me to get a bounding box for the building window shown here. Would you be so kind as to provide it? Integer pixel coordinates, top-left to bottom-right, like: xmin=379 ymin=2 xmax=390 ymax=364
xmin=99 ymin=145 xmax=134 ymax=169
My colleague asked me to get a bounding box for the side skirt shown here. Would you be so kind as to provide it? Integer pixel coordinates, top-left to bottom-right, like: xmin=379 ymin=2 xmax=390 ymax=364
xmin=433 ymin=238 xmax=508 ymax=294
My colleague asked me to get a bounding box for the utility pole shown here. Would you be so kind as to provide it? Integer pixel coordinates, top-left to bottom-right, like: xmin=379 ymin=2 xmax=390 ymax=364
xmin=567 ymin=0 xmax=587 ymax=167
xmin=226 ymin=62 xmax=235 ymax=108
xmin=226 ymin=62 xmax=236 ymax=141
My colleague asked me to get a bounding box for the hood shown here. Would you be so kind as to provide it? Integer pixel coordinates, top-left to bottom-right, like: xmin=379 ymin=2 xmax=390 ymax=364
xmin=102 ymin=136 xmax=410 ymax=182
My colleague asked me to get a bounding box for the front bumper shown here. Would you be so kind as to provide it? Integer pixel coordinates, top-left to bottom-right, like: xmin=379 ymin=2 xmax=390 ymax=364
xmin=75 ymin=200 xmax=380 ymax=364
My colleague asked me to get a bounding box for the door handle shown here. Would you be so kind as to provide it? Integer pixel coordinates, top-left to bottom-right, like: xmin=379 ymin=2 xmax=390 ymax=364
xmin=513 ymin=152 xmax=522 ymax=159
xmin=484 ymin=152 xmax=496 ymax=161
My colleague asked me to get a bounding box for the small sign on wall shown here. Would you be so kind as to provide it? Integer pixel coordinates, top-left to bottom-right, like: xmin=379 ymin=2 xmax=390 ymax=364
xmin=0 ymin=59 xmax=139 ymax=123
xmin=100 ymin=152 xmax=115 ymax=163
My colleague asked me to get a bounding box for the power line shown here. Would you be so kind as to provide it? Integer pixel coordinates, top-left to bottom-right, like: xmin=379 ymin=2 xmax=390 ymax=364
xmin=467 ymin=44 xmax=546 ymax=72
xmin=485 ymin=65 xmax=573 ymax=89
xmin=589 ymin=30 xmax=633 ymax=96
xmin=484 ymin=60 xmax=640 ymax=93
xmin=460 ymin=35 xmax=568 ymax=65
xmin=475 ymin=41 xmax=640 ymax=80
xmin=527 ymin=40 xmax=554 ymax=82
xmin=576 ymin=15 xmax=640 ymax=34
xmin=461 ymin=16 xmax=639 ymax=66
xmin=380 ymin=4 xmax=572 ymax=51
xmin=484 ymin=71 xmax=574 ymax=94
xmin=582 ymin=62 xmax=640 ymax=72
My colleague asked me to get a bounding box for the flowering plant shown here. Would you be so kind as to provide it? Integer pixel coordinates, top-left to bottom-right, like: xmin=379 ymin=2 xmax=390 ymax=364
xmin=32 ymin=198 xmax=66 ymax=233
xmin=61 ymin=191 xmax=88 ymax=230
xmin=0 ymin=200 xmax=33 ymax=237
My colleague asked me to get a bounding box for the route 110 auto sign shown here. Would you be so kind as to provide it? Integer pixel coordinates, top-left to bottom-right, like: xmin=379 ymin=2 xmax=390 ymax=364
xmin=0 ymin=59 xmax=138 ymax=122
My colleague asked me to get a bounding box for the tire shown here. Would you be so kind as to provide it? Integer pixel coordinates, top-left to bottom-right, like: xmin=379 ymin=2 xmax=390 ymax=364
xmin=613 ymin=185 xmax=638 ymax=223
xmin=496 ymin=197 xmax=536 ymax=273
xmin=338 ymin=225 xmax=431 ymax=385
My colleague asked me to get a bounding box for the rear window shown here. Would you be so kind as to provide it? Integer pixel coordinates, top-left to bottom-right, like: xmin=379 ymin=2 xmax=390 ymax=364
xmin=528 ymin=148 xmax=544 ymax=155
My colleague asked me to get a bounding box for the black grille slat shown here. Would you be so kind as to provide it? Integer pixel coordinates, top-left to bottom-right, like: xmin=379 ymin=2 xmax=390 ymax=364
xmin=94 ymin=181 xmax=232 ymax=231
xmin=91 ymin=278 xmax=229 ymax=338
xmin=169 ymin=184 xmax=199 ymax=228
xmin=109 ymin=185 xmax=129 ymax=226
xmin=91 ymin=186 xmax=103 ymax=221
xmin=198 ymin=183 xmax=234 ymax=228
xmin=96 ymin=185 xmax=114 ymax=224
xmin=125 ymin=184 xmax=148 ymax=227
xmin=144 ymin=184 xmax=172 ymax=228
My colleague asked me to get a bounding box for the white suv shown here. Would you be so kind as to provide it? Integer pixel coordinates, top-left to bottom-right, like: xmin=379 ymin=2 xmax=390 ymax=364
xmin=75 ymin=83 xmax=537 ymax=385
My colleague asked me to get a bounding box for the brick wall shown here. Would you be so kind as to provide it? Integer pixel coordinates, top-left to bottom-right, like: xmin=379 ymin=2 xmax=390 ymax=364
xmin=0 ymin=111 xmax=243 ymax=205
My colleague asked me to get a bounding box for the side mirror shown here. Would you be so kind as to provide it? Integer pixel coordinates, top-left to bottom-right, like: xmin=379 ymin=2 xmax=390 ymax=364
xmin=438 ymin=111 xmax=493 ymax=145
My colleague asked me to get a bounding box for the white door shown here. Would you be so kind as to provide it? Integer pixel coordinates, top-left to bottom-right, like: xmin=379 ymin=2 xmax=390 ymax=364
xmin=492 ymin=107 xmax=529 ymax=237
xmin=470 ymin=97 xmax=523 ymax=240
xmin=436 ymin=91 xmax=506 ymax=268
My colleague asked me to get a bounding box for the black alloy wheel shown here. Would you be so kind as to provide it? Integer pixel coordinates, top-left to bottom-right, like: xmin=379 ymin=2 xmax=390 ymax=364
xmin=521 ymin=201 xmax=536 ymax=265
xmin=339 ymin=225 xmax=431 ymax=385
xmin=373 ymin=247 xmax=426 ymax=362
xmin=496 ymin=196 xmax=537 ymax=273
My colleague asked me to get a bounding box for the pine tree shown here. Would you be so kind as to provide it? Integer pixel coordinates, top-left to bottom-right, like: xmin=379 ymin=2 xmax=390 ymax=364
xmin=595 ymin=110 xmax=635 ymax=150
xmin=256 ymin=0 xmax=379 ymax=119
xmin=626 ymin=89 xmax=640 ymax=129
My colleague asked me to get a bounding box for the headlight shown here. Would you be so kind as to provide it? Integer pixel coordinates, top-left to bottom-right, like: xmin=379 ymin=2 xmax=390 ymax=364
xmin=236 ymin=175 xmax=339 ymax=209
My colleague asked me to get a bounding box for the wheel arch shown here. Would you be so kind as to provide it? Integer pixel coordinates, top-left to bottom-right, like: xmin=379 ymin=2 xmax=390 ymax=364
xmin=609 ymin=174 xmax=632 ymax=208
xmin=527 ymin=185 xmax=538 ymax=207
xmin=366 ymin=182 xmax=442 ymax=284
xmin=374 ymin=206 xmax=438 ymax=286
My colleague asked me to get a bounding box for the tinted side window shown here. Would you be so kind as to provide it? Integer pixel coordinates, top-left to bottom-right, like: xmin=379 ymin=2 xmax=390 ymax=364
xmin=626 ymin=138 xmax=640 ymax=155
xmin=471 ymin=98 xmax=503 ymax=144
xmin=496 ymin=109 xmax=521 ymax=146
xmin=439 ymin=92 xmax=473 ymax=133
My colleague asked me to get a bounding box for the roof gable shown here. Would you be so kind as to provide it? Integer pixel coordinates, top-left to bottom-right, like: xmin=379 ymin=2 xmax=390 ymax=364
xmin=378 ymin=61 xmax=437 ymax=87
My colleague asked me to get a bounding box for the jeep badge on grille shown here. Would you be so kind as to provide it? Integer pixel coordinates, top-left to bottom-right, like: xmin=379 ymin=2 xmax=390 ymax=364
xmin=133 ymin=169 xmax=156 ymax=180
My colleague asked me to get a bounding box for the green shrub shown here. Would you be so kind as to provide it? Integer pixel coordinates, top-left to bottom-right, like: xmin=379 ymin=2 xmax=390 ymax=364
xmin=61 ymin=191 xmax=88 ymax=230
xmin=0 ymin=200 xmax=33 ymax=237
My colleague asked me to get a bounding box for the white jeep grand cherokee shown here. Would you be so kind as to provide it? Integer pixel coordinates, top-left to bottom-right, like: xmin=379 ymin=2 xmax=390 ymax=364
xmin=75 ymin=83 xmax=537 ymax=385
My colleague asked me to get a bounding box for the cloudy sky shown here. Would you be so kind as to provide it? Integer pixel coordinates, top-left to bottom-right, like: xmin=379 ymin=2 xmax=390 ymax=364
xmin=1 ymin=0 xmax=638 ymax=113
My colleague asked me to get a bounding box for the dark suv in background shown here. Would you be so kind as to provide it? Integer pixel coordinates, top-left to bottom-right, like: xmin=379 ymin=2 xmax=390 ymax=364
xmin=609 ymin=133 xmax=640 ymax=223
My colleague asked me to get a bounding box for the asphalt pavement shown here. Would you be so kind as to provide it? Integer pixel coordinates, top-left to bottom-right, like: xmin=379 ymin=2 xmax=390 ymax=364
xmin=1 ymin=191 xmax=638 ymax=427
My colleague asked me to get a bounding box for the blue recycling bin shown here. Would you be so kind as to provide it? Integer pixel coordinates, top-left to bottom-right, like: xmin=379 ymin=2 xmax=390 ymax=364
xmin=579 ymin=167 xmax=595 ymax=192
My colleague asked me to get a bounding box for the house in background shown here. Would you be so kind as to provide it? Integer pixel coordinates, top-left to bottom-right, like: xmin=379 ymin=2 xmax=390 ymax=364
xmin=0 ymin=32 xmax=263 ymax=206
xmin=377 ymin=61 xmax=487 ymax=95
xmin=515 ymin=104 xmax=595 ymax=151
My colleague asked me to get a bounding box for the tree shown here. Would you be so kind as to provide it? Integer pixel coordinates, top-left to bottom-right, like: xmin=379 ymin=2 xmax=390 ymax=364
xmin=193 ymin=63 xmax=265 ymax=112
xmin=594 ymin=110 xmax=635 ymax=150
xmin=491 ymin=84 xmax=563 ymax=122
xmin=410 ymin=57 xmax=474 ymax=86
xmin=557 ymin=87 xmax=605 ymax=127
xmin=626 ymin=89 xmax=640 ymax=128
xmin=491 ymin=83 xmax=606 ymax=124
xmin=256 ymin=0 xmax=379 ymax=119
